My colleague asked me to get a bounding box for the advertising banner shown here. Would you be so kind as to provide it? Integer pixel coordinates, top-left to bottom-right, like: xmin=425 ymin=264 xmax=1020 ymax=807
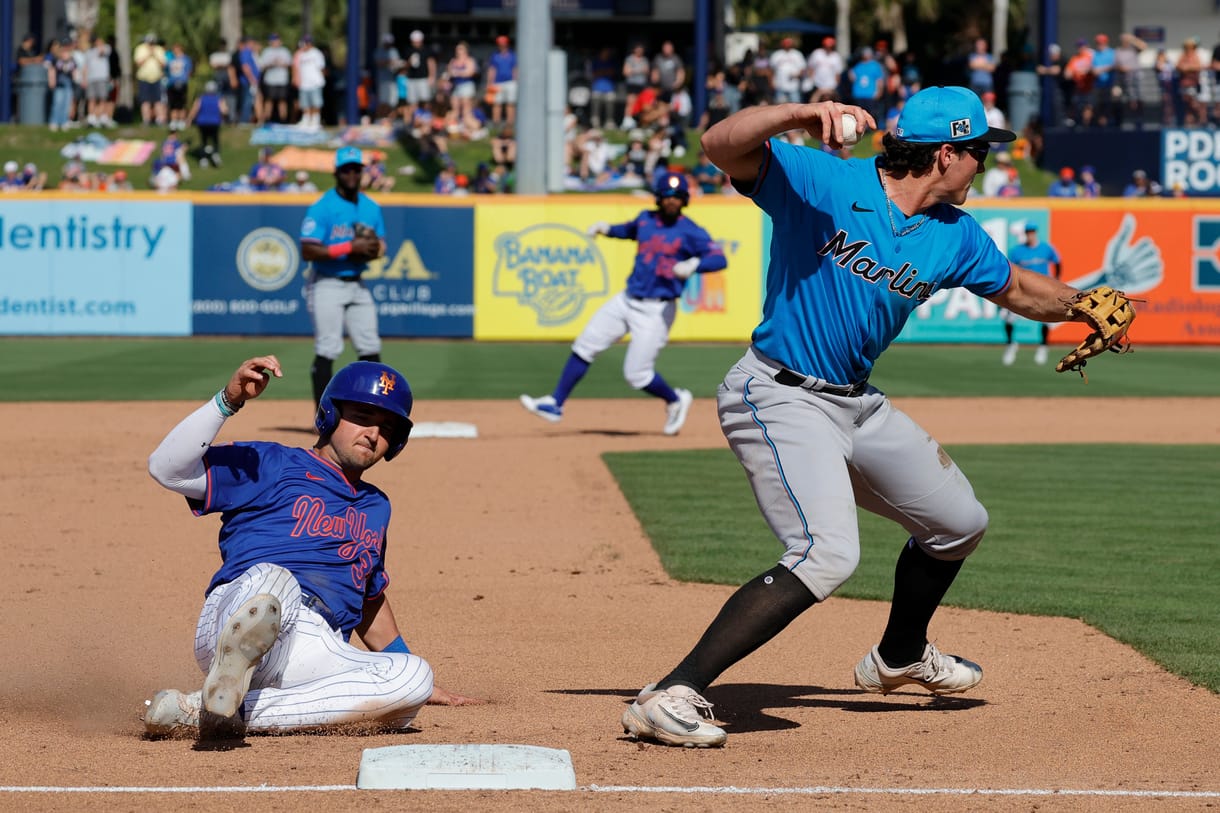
xmin=474 ymin=199 xmax=763 ymax=341
xmin=192 ymin=202 xmax=474 ymax=337
xmin=0 ymin=200 xmax=191 ymax=335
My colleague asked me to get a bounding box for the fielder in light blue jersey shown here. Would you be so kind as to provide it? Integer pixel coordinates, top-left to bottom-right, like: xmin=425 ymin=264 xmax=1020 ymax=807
xmin=622 ymin=87 xmax=1101 ymax=748
xmin=142 ymin=356 xmax=482 ymax=740
xmin=1003 ymin=223 xmax=1063 ymax=365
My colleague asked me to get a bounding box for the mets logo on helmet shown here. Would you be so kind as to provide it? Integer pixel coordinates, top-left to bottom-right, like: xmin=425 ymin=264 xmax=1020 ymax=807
xmin=376 ymin=371 xmax=396 ymax=394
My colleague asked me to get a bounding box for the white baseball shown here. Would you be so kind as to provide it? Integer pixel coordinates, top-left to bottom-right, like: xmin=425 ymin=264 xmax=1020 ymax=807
xmin=840 ymin=113 xmax=860 ymax=146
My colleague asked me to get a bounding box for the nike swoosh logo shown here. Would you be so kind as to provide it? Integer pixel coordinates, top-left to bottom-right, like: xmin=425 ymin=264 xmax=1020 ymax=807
xmin=305 ymin=472 xmax=325 ymax=481
xmin=660 ymin=707 xmax=700 ymax=733
xmin=851 ymin=202 xmax=874 ymax=212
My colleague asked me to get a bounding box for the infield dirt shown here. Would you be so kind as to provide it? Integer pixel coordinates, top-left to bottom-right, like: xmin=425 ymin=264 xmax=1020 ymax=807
xmin=1 ymin=397 xmax=1217 ymax=812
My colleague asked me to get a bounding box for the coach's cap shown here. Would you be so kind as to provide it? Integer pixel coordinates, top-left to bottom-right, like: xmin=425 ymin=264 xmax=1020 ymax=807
xmin=895 ymin=85 xmax=1016 ymax=144
xmin=3 ymin=161 xmax=18 ymax=174
xmin=335 ymin=146 xmax=364 ymax=168
xmin=1023 ymin=222 xmax=1038 ymax=231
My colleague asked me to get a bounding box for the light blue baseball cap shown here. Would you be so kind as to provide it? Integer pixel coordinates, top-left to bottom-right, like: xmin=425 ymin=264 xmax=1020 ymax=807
xmin=895 ymin=86 xmax=1015 ymax=144
xmin=335 ymin=146 xmax=364 ymax=169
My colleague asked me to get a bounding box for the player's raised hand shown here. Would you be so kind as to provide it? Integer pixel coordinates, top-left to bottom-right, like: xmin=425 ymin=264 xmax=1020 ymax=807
xmin=799 ymin=101 xmax=874 ymax=149
xmin=587 ymin=221 xmax=610 ymax=237
xmin=225 ymin=355 xmax=283 ymax=407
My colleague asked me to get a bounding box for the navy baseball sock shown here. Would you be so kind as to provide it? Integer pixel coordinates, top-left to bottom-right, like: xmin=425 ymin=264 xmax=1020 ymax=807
xmin=310 ymin=356 xmax=334 ymax=408
xmin=641 ymin=372 xmax=678 ymax=402
xmin=358 ymin=353 xmax=381 ymax=363
xmin=657 ymin=565 xmax=816 ymax=694
xmin=877 ymin=538 xmax=964 ymax=667
xmin=552 ymin=353 xmax=590 ymax=405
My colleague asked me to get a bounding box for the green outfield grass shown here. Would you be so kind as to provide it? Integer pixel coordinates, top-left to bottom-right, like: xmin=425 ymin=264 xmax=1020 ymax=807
xmin=604 ymin=446 xmax=1220 ymax=693
xmin=2 ymin=337 xmax=1219 ymax=400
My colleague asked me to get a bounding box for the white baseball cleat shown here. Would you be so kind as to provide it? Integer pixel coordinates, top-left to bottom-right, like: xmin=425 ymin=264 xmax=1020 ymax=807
xmin=202 ymin=593 xmax=281 ymax=721
xmin=1002 ymin=343 xmax=1018 ymax=366
xmin=853 ymin=642 xmax=983 ymax=696
xmin=143 ymin=689 xmax=201 ymax=737
xmin=662 ymin=388 xmax=693 ymax=436
xmin=519 ymin=394 xmax=563 ymax=423
xmin=621 ymin=683 xmax=726 ymax=748
xmin=1034 ymin=346 xmax=1048 ymax=365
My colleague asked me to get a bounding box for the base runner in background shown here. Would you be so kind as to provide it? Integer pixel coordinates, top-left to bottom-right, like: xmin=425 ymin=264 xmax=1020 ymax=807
xmin=143 ymin=356 xmax=481 ymax=739
xmin=1003 ymin=223 xmax=1062 ymax=365
xmin=301 ymin=146 xmax=387 ymax=412
xmin=519 ymin=172 xmax=727 ymax=436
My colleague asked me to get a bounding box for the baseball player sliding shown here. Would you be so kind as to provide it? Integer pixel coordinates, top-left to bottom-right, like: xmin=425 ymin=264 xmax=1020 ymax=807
xmin=143 ymin=356 xmax=481 ymax=739
xmin=621 ymin=87 xmax=1135 ymax=747
xmin=520 ymin=172 xmax=726 ymax=435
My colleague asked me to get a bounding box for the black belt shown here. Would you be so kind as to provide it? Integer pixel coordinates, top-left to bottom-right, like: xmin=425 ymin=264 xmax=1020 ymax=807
xmin=774 ymin=368 xmax=868 ymax=397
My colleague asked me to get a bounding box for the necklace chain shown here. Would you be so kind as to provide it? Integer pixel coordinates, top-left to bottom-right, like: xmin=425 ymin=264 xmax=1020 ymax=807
xmin=878 ymin=170 xmax=928 ymax=238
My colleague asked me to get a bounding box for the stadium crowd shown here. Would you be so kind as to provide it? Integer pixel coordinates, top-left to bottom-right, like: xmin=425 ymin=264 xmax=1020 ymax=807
xmin=7 ymin=26 xmax=1214 ymax=196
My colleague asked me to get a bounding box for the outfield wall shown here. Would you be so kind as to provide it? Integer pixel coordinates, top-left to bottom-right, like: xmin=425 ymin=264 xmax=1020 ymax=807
xmin=2 ymin=195 xmax=1217 ymax=344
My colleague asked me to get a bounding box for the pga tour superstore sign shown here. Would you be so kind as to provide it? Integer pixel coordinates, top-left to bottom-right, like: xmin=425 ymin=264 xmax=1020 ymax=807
xmin=0 ymin=200 xmax=192 ymax=335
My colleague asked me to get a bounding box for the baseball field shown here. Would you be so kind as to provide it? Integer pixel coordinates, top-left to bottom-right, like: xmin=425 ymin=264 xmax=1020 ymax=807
xmin=1 ymin=338 xmax=1217 ymax=811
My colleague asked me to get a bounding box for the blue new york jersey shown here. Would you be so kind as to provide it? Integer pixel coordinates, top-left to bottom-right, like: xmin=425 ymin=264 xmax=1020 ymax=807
xmin=745 ymin=138 xmax=1012 ymax=384
xmin=300 ymin=188 xmax=387 ymax=280
xmin=607 ymin=211 xmax=727 ymax=299
xmin=1008 ymin=241 xmax=1060 ymax=277
xmin=190 ymin=442 xmax=391 ymax=637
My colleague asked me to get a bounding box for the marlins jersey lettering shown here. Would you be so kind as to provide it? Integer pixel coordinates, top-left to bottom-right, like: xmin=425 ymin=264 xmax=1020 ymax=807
xmin=1009 ymin=241 xmax=1060 ymax=277
xmin=300 ymin=188 xmax=387 ymax=280
xmin=609 ymin=211 xmax=727 ymax=299
xmin=190 ymin=441 xmax=391 ymax=637
xmin=745 ymin=138 xmax=1011 ymax=384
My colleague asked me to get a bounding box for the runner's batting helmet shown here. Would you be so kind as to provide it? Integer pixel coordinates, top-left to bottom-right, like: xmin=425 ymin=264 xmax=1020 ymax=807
xmin=654 ymin=171 xmax=690 ymax=205
xmin=315 ymin=361 xmax=414 ymax=460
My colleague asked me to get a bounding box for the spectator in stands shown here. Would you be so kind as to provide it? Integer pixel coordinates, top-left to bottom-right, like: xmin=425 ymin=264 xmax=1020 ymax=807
xmin=1048 ymin=166 xmax=1081 ymax=197
xmin=980 ymin=149 xmax=1014 ymax=197
xmin=17 ymin=33 xmax=42 ymax=66
xmin=259 ymin=33 xmax=294 ymax=124
xmin=21 ymin=162 xmax=47 ymax=190
xmin=898 ymin=50 xmax=922 ymax=101
xmin=700 ymin=61 xmax=730 ymax=130
xmin=967 ymin=37 xmax=996 ymax=96
xmin=84 ymin=34 xmax=114 ymax=127
xmin=1 ymin=161 xmax=25 ymax=192
xmin=588 ymin=47 xmax=619 ymax=129
xmin=848 ymin=47 xmax=885 ymax=124
xmin=234 ymin=35 xmax=262 ymax=125
xmin=445 ymin=41 xmax=482 ymax=136
xmin=651 ymin=40 xmax=685 ymax=96
xmin=578 ymin=128 xmax=613 ymax=185
xmin=1177 ymin=38 xmax=1207 ymax=126
xmin=134 ymin=33 xmax=167 ymax=125
xmin=1114 ymin=32 xmax=1147 ymax=127
xmin=434 ymin=164 xmax=457 ymax=195
xmin=980 ymin=90 xmax=1008 ymax=139
xmin=1064 ymin=38 xmax=1096 ymax=126
xmin=617 ymin=132 xmax=650 ymax=184
xmin=1123 ymin=168 xmax=1162 ymax=197
xmin=401 ymin=30 xmax=436 ymax=111
xmin=1090 ymin=34 xmax=1116 ymax=127
xmin=247 ymin=147 xmax=281 ymax=190
xmin=874 ymin=39 xmax=900 ymax=114
xmin=997 ymin=165 xmax=1022 ymax=197
xmin=807 ymin=36 xmax=844 ymax=103
xmin=108 ymin=169 xmax=133 ymax=191
xmin=166 ymin=42 xmax=193 ymax=131
xmin=46 ymin=39 xmax=78 ymax=132
xmin=745 ymin=45 xmax=773 ymax=106
xmin=769 ymin=37 xmax=805 ymax=104
xmin=621 ymin=43 xmax=650 ymax=129
xmin=294 ymin=35 xmax=327 ymax=131
xmin=487 ymin=35 xmax=518 ymax=127
xmin=472 ymin=162 xmax=500 ymax=194
xmin=373 ymin=32 xmax=400 ymax=113
xmin=61 ymin=160 xmax=89 ymax=191
xmin=1155 ymin=48 xmax=1177 ymax=125
xmin=188 ymin=80 xmax=227 ymax=167
xmin=1036 ymin=43 xmax=1069 ymax=124
xmin=1078 ymin=164 xmax=1101 ymax=197
xmin=362 ymin=155 xmax=396 ymax=192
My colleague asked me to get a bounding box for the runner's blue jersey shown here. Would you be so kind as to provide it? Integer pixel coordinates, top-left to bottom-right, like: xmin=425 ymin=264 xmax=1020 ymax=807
xmin=188 ymin=441 xmax=391 ymax=638
xmin=744 ymin=138 xmax=1013 ymax=384
xmin=300 ymin=188 xmax=387 ymax=280
xmin=1008 ymin=241 xmax=1060 ymax=277
xmin=607 ymin=210 xmax=727 ymax=299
